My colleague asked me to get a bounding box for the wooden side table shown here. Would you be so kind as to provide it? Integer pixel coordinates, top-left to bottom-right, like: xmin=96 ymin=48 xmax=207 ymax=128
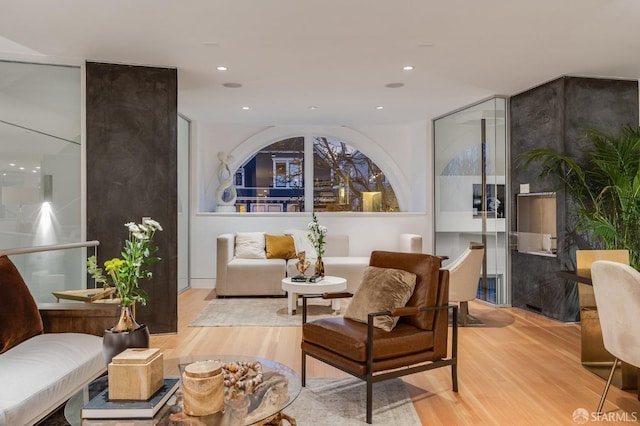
xmin=38 ymin=303 xmax=120 ymax=337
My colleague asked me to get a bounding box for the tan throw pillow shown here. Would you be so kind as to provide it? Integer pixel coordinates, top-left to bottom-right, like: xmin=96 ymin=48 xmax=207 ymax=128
xmin=265 ymin=234 xmax=297 ymax=259
xmin=0 ymin=255 xmax=43 ymax=354
xmin=234 ymin=232 xmax=267 ymax=259
xmin=344 ymin=265 xmax=417 ymax=331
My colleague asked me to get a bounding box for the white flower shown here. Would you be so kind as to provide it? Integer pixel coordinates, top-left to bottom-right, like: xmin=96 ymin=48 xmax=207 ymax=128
xmin=133 ymin=232 xmax=147 ymax=240
xmin=144 ymin=218 xmax=163 ymax=231
xmin=127 ymin=223 xmax=140 ymax=233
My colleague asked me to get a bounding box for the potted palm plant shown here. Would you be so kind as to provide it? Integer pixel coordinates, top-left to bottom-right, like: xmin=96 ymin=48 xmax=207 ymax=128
xmin=520 ymin=126 xmax=640 ymax=377
xmin=519 ymin=125 xmax=640 ymax=269
xmin=87 ymin=218 xmax=162 ymax=362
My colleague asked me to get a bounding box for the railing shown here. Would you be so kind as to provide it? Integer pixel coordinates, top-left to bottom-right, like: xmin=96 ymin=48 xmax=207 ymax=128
xmin=0 ymin=240 xmax=99 ymax=256
xmin=1 ymin=241 xmax=100 ymax=304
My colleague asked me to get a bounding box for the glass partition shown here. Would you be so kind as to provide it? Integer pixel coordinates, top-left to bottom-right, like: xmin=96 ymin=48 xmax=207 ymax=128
xmin=0 ymin=60 xmax=82 ymax=298
xmin=5 ymin=244 xmax=96 ymax=303
xmin=433 ymin=97 xmax=509 ymax=305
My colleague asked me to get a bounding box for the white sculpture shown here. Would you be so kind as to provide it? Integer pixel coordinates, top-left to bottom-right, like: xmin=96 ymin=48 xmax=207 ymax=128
xmin=215 ymin=152 xmax=237 ymax=212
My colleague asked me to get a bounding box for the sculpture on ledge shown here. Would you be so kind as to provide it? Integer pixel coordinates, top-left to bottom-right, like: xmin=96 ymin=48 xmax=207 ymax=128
xmin=215 ymin=152 xmax=237 ymax=212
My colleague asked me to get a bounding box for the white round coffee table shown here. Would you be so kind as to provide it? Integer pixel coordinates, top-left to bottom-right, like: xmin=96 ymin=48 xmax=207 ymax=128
xmin=281 ymin=276 xmax=347 ymax=315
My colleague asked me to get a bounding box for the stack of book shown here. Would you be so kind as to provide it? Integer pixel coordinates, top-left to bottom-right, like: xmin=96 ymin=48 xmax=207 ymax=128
xmin=291 ymin=275 xmax=322 ymax=283
xmin=82 ymin=377 xmax=180 ymax=419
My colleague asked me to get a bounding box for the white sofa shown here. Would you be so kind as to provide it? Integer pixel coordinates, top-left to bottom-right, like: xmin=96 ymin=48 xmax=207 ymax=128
xmin=0 ymin=252 xmax=108 ymax=426
xmin=216 ymin=232 xmax=423 ymax=296
xmin=0 ymin=332 xmax=105 ymax=426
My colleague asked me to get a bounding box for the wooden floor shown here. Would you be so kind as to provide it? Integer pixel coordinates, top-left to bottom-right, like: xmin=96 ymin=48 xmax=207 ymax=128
xmin=151 ymin=288 xmax=640 ymax=425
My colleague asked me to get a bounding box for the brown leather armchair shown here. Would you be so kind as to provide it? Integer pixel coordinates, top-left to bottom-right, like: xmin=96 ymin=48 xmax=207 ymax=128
xmin=301 ymin=250 xmax=458 ymax=424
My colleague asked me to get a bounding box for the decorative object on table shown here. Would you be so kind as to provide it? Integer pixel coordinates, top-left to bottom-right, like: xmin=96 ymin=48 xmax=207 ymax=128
xmin=242 ymin=371 xmax=290 ymax=425
xmin=81 ymin=377 xmax=179 ymax=419
xmin=108 ymin=348 xmax=164 ymax=400
xmin=307 ymin=213 xmax=327 ymax=277
xmin=222 ymin=360 xmax=264 ymax=396
xmin=182 ymin=360 xmax=225 ymax=416
xmin=86 ymin=217 xmax=163 ymax=363
xmin=519 ymin=125 xmax=640 ymax=269
xmin=215 ymin=151 xmax=237 ymax=212
xmin=290 ymin=275 xmax=321 ymax=283
xmin=295 ymin=251 xmax=311 ymax=277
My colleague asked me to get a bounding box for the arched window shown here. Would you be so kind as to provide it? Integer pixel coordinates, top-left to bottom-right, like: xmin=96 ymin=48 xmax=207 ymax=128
xmin=233 ymin=135 xmax=399 ymax=213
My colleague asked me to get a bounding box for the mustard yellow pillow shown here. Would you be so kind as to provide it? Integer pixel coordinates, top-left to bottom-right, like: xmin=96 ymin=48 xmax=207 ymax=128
xmin=265 ymin=234 xmax=297 ymax=259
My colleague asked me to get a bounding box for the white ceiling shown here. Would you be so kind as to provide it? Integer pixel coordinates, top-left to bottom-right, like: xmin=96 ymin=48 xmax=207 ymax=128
xmin=1 ymin=0 xmax=640 ymax=127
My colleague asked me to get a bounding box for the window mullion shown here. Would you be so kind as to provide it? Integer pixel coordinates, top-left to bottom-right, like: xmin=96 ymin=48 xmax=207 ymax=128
xmin=304 ymin=134 xmax=314 ymax=212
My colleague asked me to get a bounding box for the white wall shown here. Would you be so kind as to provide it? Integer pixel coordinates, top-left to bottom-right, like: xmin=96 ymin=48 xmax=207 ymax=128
xmin=189 ymin=121 xmax=433 ymax=288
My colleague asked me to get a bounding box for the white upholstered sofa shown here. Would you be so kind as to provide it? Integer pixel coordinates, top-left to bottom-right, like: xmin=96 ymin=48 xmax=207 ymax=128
xmin=0 ymin=333 xmax=105 ymax=426
xmin=0 ymin=254 xmax=106 ymax=426
xmin=215 ymin=232 xmax=423 ymax=296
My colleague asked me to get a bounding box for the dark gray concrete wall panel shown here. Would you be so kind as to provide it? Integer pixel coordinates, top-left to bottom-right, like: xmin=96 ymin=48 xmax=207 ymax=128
xmin=86 ymin=62 xmax=178 ymax=333
xmin=510 ymin=76 xmax=638 ymax=322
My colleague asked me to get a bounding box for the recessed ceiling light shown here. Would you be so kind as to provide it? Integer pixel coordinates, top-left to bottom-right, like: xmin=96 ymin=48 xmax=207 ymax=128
xmin=19 ymin=167 xmax=24 ymax=170
xmin=36 ymin=166 xmax=40 ymax=169
xmin=403 ymin=66 xmax=414 ymax=71
xmin=9 ymin=163 xmax=15 ymax=167
xmin=241 ymin=106 xmax=250 ymax=110
xmin=308 ymin=106 xmax=318 ymax=110
xmin=32 ymin=170 xmax=37 ymax=173
xmin=216 ymin=66 xmax=228 ymax=71
xmin=385 ymin=82 xmax=404 ymax=88
xmin=223 ymin=82 xmax=242 ymax=88
xmin=375 ymin=106 xmax=384 ymax=110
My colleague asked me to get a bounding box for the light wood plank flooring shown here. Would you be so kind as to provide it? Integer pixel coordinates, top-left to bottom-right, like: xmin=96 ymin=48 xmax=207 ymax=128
xmin=151 ymin=288 xmax=640 ymax=425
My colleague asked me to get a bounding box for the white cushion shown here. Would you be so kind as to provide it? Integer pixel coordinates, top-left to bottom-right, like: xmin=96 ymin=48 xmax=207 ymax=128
xmin=284 ymin=229 xmax=318 ymax=259
xmin=234 ymin=232 xmax=266 ymax=259
xmin=225 ymin=258 xmax=287 ymax=296
xmin=0 ymin=333 xmax=105 ymax=426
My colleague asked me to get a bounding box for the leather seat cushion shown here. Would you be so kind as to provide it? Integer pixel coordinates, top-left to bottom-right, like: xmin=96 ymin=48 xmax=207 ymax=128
xmin=302 ymin=317 xmax=434 ymax=363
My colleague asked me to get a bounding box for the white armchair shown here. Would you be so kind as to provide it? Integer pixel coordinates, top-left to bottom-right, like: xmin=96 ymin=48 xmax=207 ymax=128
xmin=590 ymin=260 xmax=640 ymax=414
xmin=444 ymin=242 xmax=485 ymax=326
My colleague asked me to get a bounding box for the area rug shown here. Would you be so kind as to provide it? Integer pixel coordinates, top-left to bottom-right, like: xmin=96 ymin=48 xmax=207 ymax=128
xmin=285 ymin=377 xmax=421 ymax=425
xmin=190 ymin=297 xmax=482 ymax=327
xmin=189 ymin=297 xmax=347 ymax=327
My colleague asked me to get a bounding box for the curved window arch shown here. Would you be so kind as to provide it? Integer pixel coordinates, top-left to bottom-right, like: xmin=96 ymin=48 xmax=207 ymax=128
xmin=232 ymin=134 xmax=400 ymax=212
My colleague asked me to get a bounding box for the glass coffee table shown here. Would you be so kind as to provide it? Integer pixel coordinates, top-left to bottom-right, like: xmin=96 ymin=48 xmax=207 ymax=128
xmin=65 ymin=355 xmax=301 ymax=425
